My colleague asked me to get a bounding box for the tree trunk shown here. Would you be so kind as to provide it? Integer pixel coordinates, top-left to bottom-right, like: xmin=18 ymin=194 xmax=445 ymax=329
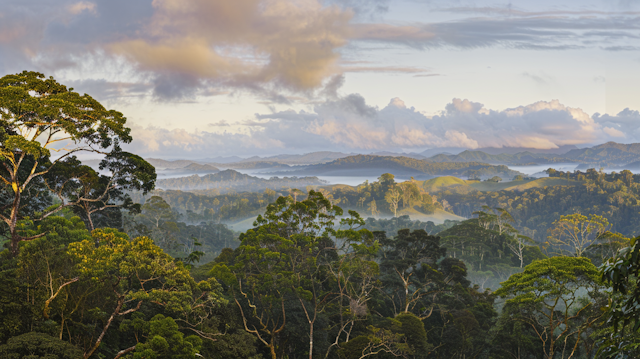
xmin=86 ymin=203 xmax=95 ymax=232
xmin=309 ymin=323 xmax=314 ymax=359
xmin=84 ymin=297 xmax=124 ymax=359
xmin=269 ymin=339 xmax=277 ymax=359
xmin=9 ymin=182 xmax=21 ymax=257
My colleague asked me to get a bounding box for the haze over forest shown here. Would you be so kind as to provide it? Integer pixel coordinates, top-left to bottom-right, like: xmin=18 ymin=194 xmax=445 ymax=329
xmin=2 ymin=0 xmax=640 ymax=359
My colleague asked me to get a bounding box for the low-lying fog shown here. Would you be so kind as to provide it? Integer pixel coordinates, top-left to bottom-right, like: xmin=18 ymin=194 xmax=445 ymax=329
xmin=106 ymin=162 xmax=634 ymax=187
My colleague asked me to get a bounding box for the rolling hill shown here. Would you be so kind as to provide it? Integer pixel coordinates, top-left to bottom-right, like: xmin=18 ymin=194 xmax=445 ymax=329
xmin=427 ymin=150 xmax=573 ymax=165
xmin=563 ymin=142 xmax=640 ymax=165
xmin=156 ymin=169 xmax=325 ymax=192
xmin=420 ymin=176 xmax=580 ymax=193
xmin=282 ymin=155 xmax=524 ymax=180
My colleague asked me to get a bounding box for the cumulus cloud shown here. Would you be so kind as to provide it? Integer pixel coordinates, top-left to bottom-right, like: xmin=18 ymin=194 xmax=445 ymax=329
xmin=2 ymin=0 xmax=640 ymax=102
xmin=122 ymin=95 xmax=640 ymax=157
xmin=0 ymin=0 xmax=353 ymax=99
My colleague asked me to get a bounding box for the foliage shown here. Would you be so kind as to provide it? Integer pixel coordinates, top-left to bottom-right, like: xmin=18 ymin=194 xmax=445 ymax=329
xmin=0 ymin=332 xmax=83 ymax=359
xmin=599 ymin=236 xmax=640 ymax=357
xmin=129 ymin=314 xmax=202 ymax=359
xmin=495 ymin=257 xmax=603 ymax=359
xmin=547 ymin=213 xmax=611 ymax=257
xmin=211 ymin=190 xmax=376 ymax=359
xmin=0 ymin=71 xmax=155 ymax=256
xmin=363 ymin=216 xmax=458 ymax=238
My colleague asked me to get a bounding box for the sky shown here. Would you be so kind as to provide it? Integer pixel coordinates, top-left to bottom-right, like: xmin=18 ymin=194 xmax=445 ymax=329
xmin=1 ymin=0 xmax=640 ymax=158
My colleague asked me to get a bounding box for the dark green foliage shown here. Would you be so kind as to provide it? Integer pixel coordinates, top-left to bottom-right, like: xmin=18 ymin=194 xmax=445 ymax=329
xmin=495 ymin=257 xmax=603 ymax=359
xmin=439 ymin=168 xmax=640 ymax=246
xmin=363 ymin=216 xmax=458 ymax=237
xmin=599 ymin=236 xmax=640 ymax=357
xmin=125 ymin=195 xmax=239 ymax=262
xmin=0 ymin=332 xmax=83 ymax=359
xmin=394 ymin=312 xmax=430 ymax=357
xmin=131 ymin=314 xmax=202 ymax=359
xmin=488 ymin=308 xmax=544 ymax=359
xmin=0 ymin=73 xmax=635 ymax=359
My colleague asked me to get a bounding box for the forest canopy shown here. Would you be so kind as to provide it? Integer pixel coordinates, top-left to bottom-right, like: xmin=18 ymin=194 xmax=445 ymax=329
xmin=2 ymin=72 xmax=640 ymax=359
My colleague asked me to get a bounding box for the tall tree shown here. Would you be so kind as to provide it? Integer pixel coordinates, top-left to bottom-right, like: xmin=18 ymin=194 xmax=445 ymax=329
xmin=212 ymin=191 xmax=373 ymax=359
xmin=495 ymin=257 xmax=603 ymax=359
xmin=47 ymin=150 xmax=155 ymax=232
xmin=0 ymin=71 xmax=152 ymax=256
xmin=378 ymin=229 xmax=447 ymax=317
xmin=547 ymin=214 xmax=610 ymax=257
xmin=68 ymin=229 xmax=224 ymax=359
xmin=385 ymin=187 xmax=401 ymax=217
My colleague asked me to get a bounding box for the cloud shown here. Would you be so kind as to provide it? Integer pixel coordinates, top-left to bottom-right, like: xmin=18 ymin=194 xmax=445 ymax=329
xmin=522 ymin=71 xmax=555 ymax=85
xmin=123 ymin=95 xmax=640 ymax=157
xmin=593 ymin=109 xmax=640 ymax=140
xmin=319 ymin=74 xmax=345 ymax=99
xmin=438 ymin=6 xmax=640 ymax=17
xmin=209 ymin=120 xmax=230 ymax=127
xmin=341 ymin=65 xmax=430 ymax=74
xmin=0 ymin=0 xmax=353 ymax=100
xmin=3 ymin=0 xmax=640 ymax=103
xmin=66 ymin=78 xmax=152 ymax=101
xmin=602 ymin=45 xmax=640 ymax=51
xmin=352 ymin=13 xmax=640 ymax=50
xmin=324 ymin=0 xmax=389 ymax=18
xmin=107 ymin=0 xmax=353 ymax=98
xmin=68 ymin=1 xmax=97 ymax=15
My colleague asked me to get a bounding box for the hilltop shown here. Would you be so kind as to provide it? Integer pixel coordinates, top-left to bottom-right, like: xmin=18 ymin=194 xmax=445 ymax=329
xmin=427 ymin=150 xmax=572 ymax=165
xmin=563 ymin=142 xmax=640 ymax=166
xmin=419 ymin=176 xmax=580 ymax=194
xmin=280 ymin=155 xmax=523 ymax=180
xmin=156 ymin=169 xmax=325 ymax=193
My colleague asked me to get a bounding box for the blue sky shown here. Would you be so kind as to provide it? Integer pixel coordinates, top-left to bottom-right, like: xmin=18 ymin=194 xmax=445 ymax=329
xmin=1 ymin=0 xmax=639 ymax=158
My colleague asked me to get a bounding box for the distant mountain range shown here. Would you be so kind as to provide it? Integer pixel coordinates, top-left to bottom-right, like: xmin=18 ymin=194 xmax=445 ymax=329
xmin=84 ymin=142 xmax=640 ymax=179
xmin=236 ymin=151 xmax=351 ymax=165
xmin=156 ymin=169 xmax=325 ymax=192
xmin=427 ymin=150 xmax=572 ymax=166
xmin=563 ymin=142 xmax=640 ymax=166
xmin=272 ymin=155 xmax=523 ymax=180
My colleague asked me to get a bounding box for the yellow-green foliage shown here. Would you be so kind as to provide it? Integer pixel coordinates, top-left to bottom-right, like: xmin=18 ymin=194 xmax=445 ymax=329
xmin=504 ymin=178 xmax=579 ymax=191
xmin=421 ymin=176 xmax=472 ymax=193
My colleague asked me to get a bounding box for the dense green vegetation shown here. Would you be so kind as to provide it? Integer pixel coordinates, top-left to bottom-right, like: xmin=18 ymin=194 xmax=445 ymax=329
xmin=3 ymin=72 xmax=640 ymax=359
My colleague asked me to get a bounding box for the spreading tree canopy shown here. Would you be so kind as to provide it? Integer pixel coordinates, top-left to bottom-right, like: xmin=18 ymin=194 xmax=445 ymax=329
xmin=0 ymin=71 xmax=156 ymax=255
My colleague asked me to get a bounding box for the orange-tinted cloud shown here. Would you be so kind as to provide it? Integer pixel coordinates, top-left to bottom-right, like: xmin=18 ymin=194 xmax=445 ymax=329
xmin=108 ymin=0 xmax=352 ymax=95
xmin=124 ymin=95 xmax=640 ymax=157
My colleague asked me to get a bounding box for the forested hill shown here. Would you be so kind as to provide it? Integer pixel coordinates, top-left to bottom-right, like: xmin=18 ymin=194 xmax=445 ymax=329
xmin=156 ymin=169 xmax=325 ymax=192
xmin=146 ymin=158 xmax=203 ymax=169
xmin=564 ymin=141 xmax=640 ymax=166
xmin=428 ymin=150 xmax=572 ymax=165
xmin=287 ymin=155 xmax=523 ymax=180
xmin=425 ymin=141 xmax=640 ymax=167
xmin=142 ymin=142 xmax=640 ymax=172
